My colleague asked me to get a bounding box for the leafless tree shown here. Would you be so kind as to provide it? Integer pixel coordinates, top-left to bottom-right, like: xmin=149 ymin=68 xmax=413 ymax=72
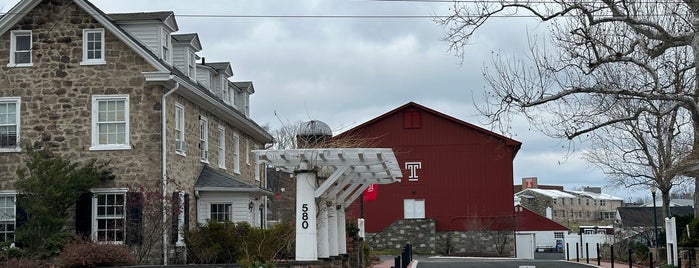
xmin=584 ymin=99 xmax=692 ymax=218
xmin=437 ymin=1 xmax=699 ymax=216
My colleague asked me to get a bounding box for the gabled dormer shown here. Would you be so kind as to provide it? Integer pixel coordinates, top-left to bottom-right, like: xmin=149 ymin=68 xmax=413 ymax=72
xmin=171 ymin=33 xmax=202 ymax=80
xmin=232 ymin=81 xmax=254 ymax=117
xmin=107 ymin=11 xmax=179 ymax=65
xmin=196 ymin=61 xmax=233 ymax=104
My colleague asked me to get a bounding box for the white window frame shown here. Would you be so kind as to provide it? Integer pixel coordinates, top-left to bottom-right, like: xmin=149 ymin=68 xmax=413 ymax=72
xmin=161 ymin=28 xmax=171 ymax=63
xmin=244 ymin=93 xmax=250 ymax=116
xmin=90 ymin=188 xmax=128 ymax=244
xmin=245 ymin=139 xmax=250 ymax=165
xmin=222 ymin=78 xmax=230 ymax=104
xmin=90 ymin=95 xmax=130 ymax=151
xmin=0 ymin=97 xmax=21 ymax=152
xmin=209 ymin=203 xmax=233 ymax=222
xmin=200 ymin=116 xmax=208 ymax=162
xmin=174 ymin=103 xmax=185 ymax=155
xmin=0 ymin=192 xmax=16 ymax=243
xmin=80 ymin=28 xmax=105 ymax=65
xmin=233 ymin=132 xmax=240 ymax=174
xmin=187 ymin=51 xmax=196 ymax=78
xmin=218 ymin=125 xmax=226 ymax=169
xmin=8 ymin=30 xmax=32 ymax=67
xmin=403 ymin=199 xmax=425 ymax=219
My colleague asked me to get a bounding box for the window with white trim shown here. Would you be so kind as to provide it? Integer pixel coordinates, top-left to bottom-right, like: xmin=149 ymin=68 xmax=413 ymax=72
xmin=161 ymin=29 xmax=170 ymax=63
xmin=9 ymin=30 xmax=31 ymax=67
xmin=93 ymin=191 xmax=126 ymax=243
xmin=600 ymin=200 xmax=606 ymax=206
xmin=200 ymin=116 xmax=208 ymax=162
xmin=554 ymin=232 xmax=564 ymax=239
xmin=245 ymin=139 xmax=250 ymax=165
xmin=91 ymin=95 xmax=130 ymax=150
xmin=218 ymin=125 xmax=226 ymax=169
xmin=222 ymin=78 xmax=230 ymax=104
xmin=188 ymin=52 xmax=196 ymax=78
xmin=233 ymin=132 xmax=240 ymax=173
xmin=0 ymin=194 xmax=16 ymax=243
xmin=174 ymin=103 xmax=185 ymax=154
xmin=404 ymin=199 xmax=425 ymax=219
xmin=0 ymin=98 xmax=20 ymax=151
xmin=244 ymin=93 xmax=250 ymax=116
xmin=210 ymin=203 xmax=232 ymax=222
xmin=81 ymin=29 xmax=105 ymax=65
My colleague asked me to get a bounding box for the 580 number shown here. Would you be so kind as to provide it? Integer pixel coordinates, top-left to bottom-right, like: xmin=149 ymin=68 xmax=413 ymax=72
xmin=301 ymin=204 xmax=309 ymax=229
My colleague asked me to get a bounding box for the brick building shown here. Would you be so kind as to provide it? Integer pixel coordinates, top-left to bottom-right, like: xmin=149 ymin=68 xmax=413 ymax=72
xmin=0 ymin=0 xmax=271 ymax=264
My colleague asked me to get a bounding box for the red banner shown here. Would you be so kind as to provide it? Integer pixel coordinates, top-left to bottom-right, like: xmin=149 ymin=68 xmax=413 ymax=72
xmin=363 ymin=184 xmax=377 ymax=201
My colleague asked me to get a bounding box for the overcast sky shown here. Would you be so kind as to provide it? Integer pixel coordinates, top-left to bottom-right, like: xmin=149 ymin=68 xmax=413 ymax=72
xmin=2 ymin=0 xmax=653 ymax=200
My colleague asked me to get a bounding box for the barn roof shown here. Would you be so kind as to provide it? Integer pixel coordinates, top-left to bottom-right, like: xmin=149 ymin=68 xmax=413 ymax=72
xmin=515 ymin=205 xmax=570 ymax=231
xmin=337 ymin=102 xmax=522 ymax=155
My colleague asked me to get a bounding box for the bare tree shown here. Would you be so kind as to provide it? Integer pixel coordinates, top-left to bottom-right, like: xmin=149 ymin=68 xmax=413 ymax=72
xmin=437 ymin=1 xmax=699 ymax=216
xmin=584 ymin=99 xmax=692 ymax=218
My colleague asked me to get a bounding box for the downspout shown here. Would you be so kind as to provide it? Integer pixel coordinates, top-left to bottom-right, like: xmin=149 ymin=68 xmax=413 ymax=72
xmin=162 ymin=81 xmax=180 ymax=265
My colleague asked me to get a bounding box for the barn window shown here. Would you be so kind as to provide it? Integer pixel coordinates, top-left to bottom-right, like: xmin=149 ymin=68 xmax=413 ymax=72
xmin=403 ymin=111 xmax=421 ymax=129
xmin=403 ymin=199 xmax=425 ymax=219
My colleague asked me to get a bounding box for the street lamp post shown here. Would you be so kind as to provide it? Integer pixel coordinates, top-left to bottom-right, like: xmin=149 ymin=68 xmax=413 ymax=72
xmin=651 ymin=185 xmax=659 ymax=248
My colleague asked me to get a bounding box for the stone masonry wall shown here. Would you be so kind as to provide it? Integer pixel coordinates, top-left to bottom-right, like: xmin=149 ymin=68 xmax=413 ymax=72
xmin=0 ymin=0 xmax=268 ymax=264
xmin=367 ymin=218 xmax=436 ymax=254
xmin=0 ymin=0 xmax=162 ymax=189
xmin=435 ymin=231 xmax=515 ymax=257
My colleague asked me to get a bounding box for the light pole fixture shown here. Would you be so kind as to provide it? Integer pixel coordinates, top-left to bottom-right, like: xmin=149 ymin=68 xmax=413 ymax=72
xmin=651 ymin=185 xmax=659 ymax=248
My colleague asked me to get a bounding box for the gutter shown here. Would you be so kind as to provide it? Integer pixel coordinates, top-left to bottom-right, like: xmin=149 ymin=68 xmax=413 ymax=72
xmin=161 ymin=80 xmax=180 ymax=265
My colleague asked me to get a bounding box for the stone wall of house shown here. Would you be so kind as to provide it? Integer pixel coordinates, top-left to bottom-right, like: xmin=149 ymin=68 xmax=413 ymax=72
xmin=0 ymin=0 xmax=268 ymax=264
xmin=0 ymin=0 xmax=162 ymax=189
xmin=518 ymin=191 xmax=553 ymax=217
xmin=367 ymin=218 xmax=436 ymax=253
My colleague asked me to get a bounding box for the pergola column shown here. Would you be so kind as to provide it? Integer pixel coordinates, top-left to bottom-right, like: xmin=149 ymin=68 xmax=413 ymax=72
xmin=328 ymin=202 xmax=338 ymax=256
xmin=317 ymin=204 xmax=329 ymax=259
xmin=337 ymin=205 xmax=347 ymax=254
xmin=295 ymin=166 xmax=317 ymax=261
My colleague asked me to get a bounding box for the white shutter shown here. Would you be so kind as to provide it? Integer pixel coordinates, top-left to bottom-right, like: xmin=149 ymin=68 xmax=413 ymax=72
xmin=415 ymin=200 xmax=425 ymax=219
xmin=404 ymin=199 xmax=415 ymax=219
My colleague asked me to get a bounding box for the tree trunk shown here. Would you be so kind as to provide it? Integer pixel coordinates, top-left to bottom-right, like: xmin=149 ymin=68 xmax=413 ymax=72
xmin=693 ymin=17 xmax=699 ymax=220
xmin=661 ymin=189 xmax=671 ymax=220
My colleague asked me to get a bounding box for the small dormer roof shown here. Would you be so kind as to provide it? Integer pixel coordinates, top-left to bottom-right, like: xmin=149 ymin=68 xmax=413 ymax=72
xmin=172 ymin=33 xmax=202 ymax=51
xmin=204 ymin=62 xmax=233 ymax=77
xmin=107 ymin=11 xmax=179 ymax=32
xmin=233 ymin=81 xmax=255 ymax=94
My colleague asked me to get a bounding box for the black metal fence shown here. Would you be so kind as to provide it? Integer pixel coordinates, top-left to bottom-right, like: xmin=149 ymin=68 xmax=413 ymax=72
xmin=392 ymin=244 xmax=413 ymax=268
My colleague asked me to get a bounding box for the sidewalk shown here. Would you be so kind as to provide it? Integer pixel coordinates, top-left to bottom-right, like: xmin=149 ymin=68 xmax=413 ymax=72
xmin=371 ymin=259 xmax=644 ymax=268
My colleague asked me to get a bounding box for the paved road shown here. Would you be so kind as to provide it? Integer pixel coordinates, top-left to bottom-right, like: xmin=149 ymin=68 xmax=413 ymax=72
xmin=413 ymin=257 xmax=598 ymax=268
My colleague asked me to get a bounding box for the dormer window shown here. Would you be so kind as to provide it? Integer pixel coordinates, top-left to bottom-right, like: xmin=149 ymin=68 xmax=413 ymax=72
xmin=221 ymin=78 xmax=230 ymax=104
xmin=8 ymin=30 xmax=31 ymax=67
xmin=161 ymin=29 xmax=170 ymax=63
xmin=188 ymin=52 xmax=196 ymax=78
xmin=81 ymin=29 xmax=105 ymax=65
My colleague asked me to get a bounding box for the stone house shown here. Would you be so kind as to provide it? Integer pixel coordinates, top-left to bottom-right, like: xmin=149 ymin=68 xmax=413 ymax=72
xmin=0 ymin=0 xmax=272 ymax=264
xmin=516 ymin=186 xmax=623 ymax=227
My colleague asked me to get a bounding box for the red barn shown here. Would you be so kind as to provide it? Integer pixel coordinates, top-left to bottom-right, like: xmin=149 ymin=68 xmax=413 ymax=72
xmin=339 ymin=102 xmax=521 ymax=238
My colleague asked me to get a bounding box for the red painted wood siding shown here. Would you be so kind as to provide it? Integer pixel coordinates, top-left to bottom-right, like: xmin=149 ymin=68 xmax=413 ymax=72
xmin=344 ymin=103 xmax=520 ymax=232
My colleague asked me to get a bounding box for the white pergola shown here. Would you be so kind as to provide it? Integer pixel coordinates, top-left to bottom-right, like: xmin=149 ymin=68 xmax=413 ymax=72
xmin=254 ymin=148 xmax=402 ymax=261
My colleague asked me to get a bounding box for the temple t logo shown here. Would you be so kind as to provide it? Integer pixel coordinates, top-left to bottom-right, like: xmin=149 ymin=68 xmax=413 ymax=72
xmin=405 ymin=162 xmax=421 ymax=181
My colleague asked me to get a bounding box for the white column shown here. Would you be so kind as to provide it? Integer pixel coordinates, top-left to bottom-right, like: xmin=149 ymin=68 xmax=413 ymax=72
xmin=296 ymin=169 xmax=317 ymax=261
xmin=337 ymin=205 xmax=347 ymax=254
xmin=328 ymin=203 xmax=338 ymax=256
xmin=317 ymin=204 xmax=329 ymax=259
